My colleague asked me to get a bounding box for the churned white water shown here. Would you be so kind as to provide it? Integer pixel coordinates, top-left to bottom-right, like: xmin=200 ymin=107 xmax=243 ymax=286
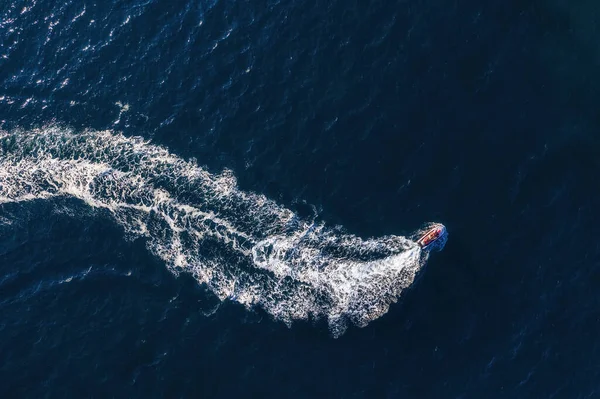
xmin=0 ymin=126 xmax=434 ymax=336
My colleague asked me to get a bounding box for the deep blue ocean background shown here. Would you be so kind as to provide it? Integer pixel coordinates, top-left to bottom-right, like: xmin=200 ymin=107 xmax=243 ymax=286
xmin=1 ymin=0 xmax=599 ymax=397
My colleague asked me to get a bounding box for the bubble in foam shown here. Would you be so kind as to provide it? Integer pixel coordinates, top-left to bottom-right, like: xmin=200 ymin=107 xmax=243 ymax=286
xmin=0 ymin=126 xmax=434 ymax=337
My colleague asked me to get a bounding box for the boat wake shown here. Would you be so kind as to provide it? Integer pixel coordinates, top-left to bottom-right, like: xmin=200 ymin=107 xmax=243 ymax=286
xmin=0 ymin=126 xmax=433 ymax=336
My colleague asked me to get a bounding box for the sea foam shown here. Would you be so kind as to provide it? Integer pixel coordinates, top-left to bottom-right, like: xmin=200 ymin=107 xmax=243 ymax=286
xmin=0 ymin=126 xmax=431 ymax=336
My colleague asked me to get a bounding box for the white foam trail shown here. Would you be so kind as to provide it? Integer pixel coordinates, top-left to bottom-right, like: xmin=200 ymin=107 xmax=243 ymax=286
xmin=0 ymin=126 xmax=429 ymax=336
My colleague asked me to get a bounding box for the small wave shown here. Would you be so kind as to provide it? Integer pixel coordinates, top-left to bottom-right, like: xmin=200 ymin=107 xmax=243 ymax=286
xmin=0 ymin=126 xmax=433 ymax=336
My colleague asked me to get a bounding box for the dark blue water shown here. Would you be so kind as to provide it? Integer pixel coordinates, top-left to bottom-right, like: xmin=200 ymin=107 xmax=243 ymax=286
xmin=1 ymin=0 xmax=599 ymax=397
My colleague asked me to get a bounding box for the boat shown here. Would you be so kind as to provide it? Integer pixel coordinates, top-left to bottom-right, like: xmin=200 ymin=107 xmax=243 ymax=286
xmin=416 ymin=223 xmax=447 ymax=250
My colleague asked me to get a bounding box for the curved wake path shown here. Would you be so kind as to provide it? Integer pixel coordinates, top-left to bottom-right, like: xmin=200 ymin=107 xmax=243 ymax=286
xmin=0 ymin=126 xmax=428 ymax=336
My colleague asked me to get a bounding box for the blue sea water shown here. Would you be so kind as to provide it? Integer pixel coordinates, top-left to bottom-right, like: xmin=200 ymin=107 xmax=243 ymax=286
xmin=1 ymin=0 xmax=599 ymax=397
